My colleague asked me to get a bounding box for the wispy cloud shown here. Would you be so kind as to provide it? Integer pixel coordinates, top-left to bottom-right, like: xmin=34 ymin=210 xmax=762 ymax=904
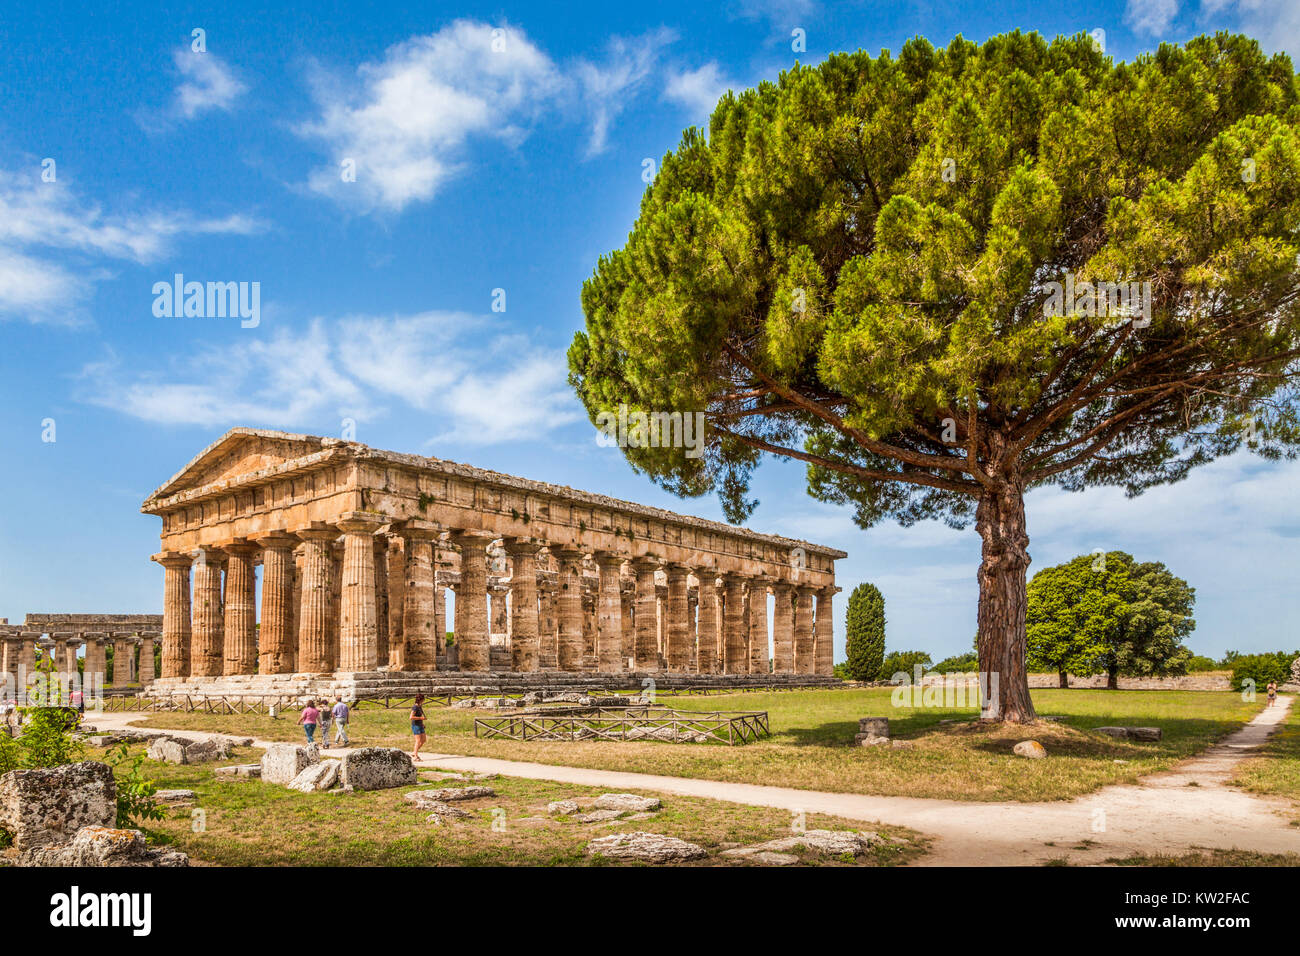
xmin=1201 ymin=0 xmax=1300 ymax=60
xmin=79 ymin=311 xmax=582 ymax=446
xmin=0 ymin=167 xmax=261 ymax=324
xmin=575 ymin=29 xmax=676 ymax=156
xmin=171 ymin=48 xmax=247 ymax=119
xmin=1126 ymin=0 xmax=1180 ymax=35
xmin=664 ymin=62 xmax=733 ymax=120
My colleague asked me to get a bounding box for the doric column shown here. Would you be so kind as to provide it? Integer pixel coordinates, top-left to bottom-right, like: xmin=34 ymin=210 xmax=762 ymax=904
xmin=387 ymin=537 xmax=406 ymax=669
xmin=631 ymin=557 xmax=660 ymax=671
xmin=111 ymin=635 xmax=130 ymax=689
xmin=190 ymin=547 xmax=226 ymax=678
xmin=620 ymin=580 xmax=635 ymax=666
xmin=452 ymin=531 xmax=493 ymax=671
xmin=19 ymin=632 xmax=38 ymax=678
xmin=582 ymin=587 xmax=598 ymax=671
xmin=665 ymin=564 xmax=692 ymax=672
xmin=338 ymin=512 xmax=385 ymax=672
xmin=554 ymin=549 xmax=586 ymax=671
xmin=748 ymin=578 xmax=770 ymax=675
xmin=593 ymin=552 xmax=627 ymax=673
xmin=138 ymin=635 xmax=156 ymax=685
xmin=399 ymin=521 xmax=440 ymax=671
xmin=815 ymin=587 xmax=836 ymax=676
xmin=154 ymin=551 xmax=192 ymax=679
xmin=295 ymin=525 xmax=338 ymax=673
xmin=328 ymin=541 xmax=344 ymax=670
xmin=539 ymin=582 xmax=559 ymax=669
xmin=1 ymin=634 xmax=19 ymax=688
xmin=256 ymin=533 xmax=297 ymax=674
xmin=722 ymin=573 xmax=747 ymax=674
xmin=505 ymin=539 xmax=543 ymax=672
xmin=374 ymin=536 xmax=390 ymax=667
xmin=695 ymin=573 xmax=720 ymax=674
xmin=771 ymin=582 xmax=795 ymax=674
xmin=433 ymin=558 xmax=447 ymax=667
xmin=222 ymin=542 xmax=258 ymax=676
xmin=81 ymin=632 xmax=105 ymax=687
xmin=794 ymin=586 xmax=817 ymax=674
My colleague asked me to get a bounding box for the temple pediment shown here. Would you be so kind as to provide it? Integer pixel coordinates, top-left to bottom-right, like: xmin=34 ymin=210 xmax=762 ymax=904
xmin=143 ymin=428 xmax=337 ymax=507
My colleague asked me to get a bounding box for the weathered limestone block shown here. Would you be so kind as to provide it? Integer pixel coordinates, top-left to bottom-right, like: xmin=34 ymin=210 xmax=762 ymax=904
xmin=594 ymin=793 xmax=660 ymax=812
xmin=0 ymin=762 xmax=116 ymax=851
xmin=261 ymin=743 xmax=320 ymax=784
xmin=1013 ymin=740 xmax=1047 ymax=758
xmin=340 ymin=747 xmax=416 ymax=791
xmin=214 ymin=764 xmax=262 ymax=779
xmin=586 ymin=831 xmax=707 ymax=863
xmin=755 ymin=829 xmax=881 ymax=856
xmin=547 ymin=799 xmax=580 ymax=815
xmin=154 ymin=789 xmax=196 ymax=803
xmin=574 ymin=809 xmax=626 ymax=823
xmin=858 ymin=717 xmax=890 ymax=738
xmin=288 ymin=760 xmax=340 ymax=793
xmin=22 ymin=826 xmax=189 ymax=867
xmin=1095 ymin=726 xmax=1163 ymax=741
xmin=424 ymin=802 xmax=472 ymax=825
xmin=147 ymin=737 xmax=232 ymax=764
xmin=405 ymin=786 xmax=494 ymax=805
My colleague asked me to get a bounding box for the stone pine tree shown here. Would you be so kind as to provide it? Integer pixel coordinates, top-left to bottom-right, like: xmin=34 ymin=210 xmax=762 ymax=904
xmin=568 ymin=31 xmax=1300 ymax=722
xmin=844 ymin=582 xmax=886 ymax=681
xmin=1027 ymin=551 xmax=1195 ymax=688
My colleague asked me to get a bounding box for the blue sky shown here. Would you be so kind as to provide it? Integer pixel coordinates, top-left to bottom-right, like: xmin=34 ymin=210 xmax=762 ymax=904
xmin=1 ymin=0 xmax=1298 ymax=663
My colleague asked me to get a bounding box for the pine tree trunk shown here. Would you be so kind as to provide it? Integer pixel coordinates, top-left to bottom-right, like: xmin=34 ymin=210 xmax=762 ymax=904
xmin=975 ymin=478 xmax=1037 ymax=723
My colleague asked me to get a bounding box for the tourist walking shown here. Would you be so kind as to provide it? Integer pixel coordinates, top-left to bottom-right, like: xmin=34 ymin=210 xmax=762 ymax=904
xmin=1267 ymin=681 xmax=1278 ymax=707
xmin=318 ymin=703 xmax=332 ymax=747
xmin=410 ymin=694 xmax=427 ymax=762
xmin=332 ymin=697 xmax=350 ymax=746
xmin=298 ymin=699 xmax=320 ymax=744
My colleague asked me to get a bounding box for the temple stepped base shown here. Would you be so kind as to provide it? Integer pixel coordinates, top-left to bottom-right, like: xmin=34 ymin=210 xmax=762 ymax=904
xmin=143 ymin=671 xmax=840 ymax=701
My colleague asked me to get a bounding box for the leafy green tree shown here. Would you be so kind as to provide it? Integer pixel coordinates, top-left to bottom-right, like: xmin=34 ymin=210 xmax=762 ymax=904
xmin=930 ymin=650 xmax=980 ymax=672
xmin=844 ymin=582 xmax=886 ymax=680
xmin=1229 ymin=651 xmax=1294 ymax=692
xmin=881 ymin=649 xmax=933 ymax=683
xmin=1027 ymin=552 xmax=1195 ymax=688
xmin=1027 ymin=553 xmax=1128 ymax=686
xmin=568 ymin=31 xmax=1300 ymax=721
xmin=1097 ymin=558 xmax=1196 ymax=687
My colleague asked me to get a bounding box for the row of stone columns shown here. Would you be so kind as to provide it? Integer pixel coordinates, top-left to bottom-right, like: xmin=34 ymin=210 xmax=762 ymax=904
xmin=156 ymin=514 xmax=836 ymax=679
xmin=0 ymin=630 xmax=157 ymax=689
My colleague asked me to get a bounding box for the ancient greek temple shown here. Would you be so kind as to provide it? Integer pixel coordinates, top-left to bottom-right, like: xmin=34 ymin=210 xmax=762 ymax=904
xmin=0 ymin=614 xmax=162 ymax=695
xmin=141 ymin=429 xmax=844 ymax=697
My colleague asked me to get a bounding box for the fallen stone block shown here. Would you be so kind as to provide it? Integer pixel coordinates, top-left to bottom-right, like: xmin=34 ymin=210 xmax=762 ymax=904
xmin=547 ymin=799 xmax=580 ymax=815
xmin=213 ymin=764 xmax=262 ymax=779
xmin=1097 ymin=725 xmax=1163 ymax=742
xmin=594 ymin=793 xmax=661 ymax=813
xmin=586 ymin=831 xmax=707 ymax=863
xmin=574 ymin=809 xmax=625 ymax=823
xmin=154 ymin=789 xmax=196 ymax=803
xmin=287 ymin=760 xmax=340 ymax=793
xmin=855 ymin=733 xmax=890 ymax=747
xmin=0 ymin=761 xmax=116 ymax=852
xmin=406 ymin=786 xmax=495 ymax=803
xmin=858 ymin=717 xmax=890 ymax=738
xmin=720 ymin=847 xmax=799 ymax=865
xmin=340 ymin=747 xmax=417 ymax=791
xmin=261 ymin=743 xmax=319 ymax=785
xmin=424 ymin=802 xmax=472 ymax=825
xmin=22 ymin=826 xmax=188 ymax=867
xmin=754 ymin=829 xmax=880 ymax=857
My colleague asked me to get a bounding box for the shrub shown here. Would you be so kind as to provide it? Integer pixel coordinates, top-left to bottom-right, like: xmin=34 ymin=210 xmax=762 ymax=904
xmin=105 ymin=743 xmax=165 ymax=828
xmin=1230 ymin=652 xmax=1296 ymax=692
xmin=17 ymin=707 xmax=83 ymax=768
xmin=844 ymin=583 xmax=886 ymax=681
xmin=881 ymin=650 xmax=933 ymax=684
xmin=930 ymin=651 xmax=979 ymax=673
xmin=1186 ymin=655 xmax=1220 ymax=672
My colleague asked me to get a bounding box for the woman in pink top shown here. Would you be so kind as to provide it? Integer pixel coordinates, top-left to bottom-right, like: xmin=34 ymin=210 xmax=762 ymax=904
xmin=297 ymin=700 xmax=320 ymax=744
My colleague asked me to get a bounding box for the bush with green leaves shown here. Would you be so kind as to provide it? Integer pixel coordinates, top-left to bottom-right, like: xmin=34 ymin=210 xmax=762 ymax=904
xmin=930 ymin=651 xmax=980 ymax=673
xmin=1186 ymin=655 xmax=1221 ymax=672
xmin=881 ymin=650 xmax=933 ymax=684
xmin=104 ymin=743 xmax=165 ymax=829
xmin=1230 ymin=652 xmax=1296 ymax=692
xmin=844 ymin=582 xmax=886 ymax=681
xmin=16 ymin=707 xmax=83 ymax=768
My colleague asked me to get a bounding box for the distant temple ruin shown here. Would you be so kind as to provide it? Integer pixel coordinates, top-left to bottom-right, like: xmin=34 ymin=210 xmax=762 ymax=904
xmin=140 ymin=428 xmax=844 ymax=697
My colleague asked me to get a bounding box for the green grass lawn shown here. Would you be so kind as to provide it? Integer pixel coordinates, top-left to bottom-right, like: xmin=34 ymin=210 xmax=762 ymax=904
xmin=126 ymin=687 xmax=1261 ymax=802
xmin=98 ymin=743 xmax=923 ymax=867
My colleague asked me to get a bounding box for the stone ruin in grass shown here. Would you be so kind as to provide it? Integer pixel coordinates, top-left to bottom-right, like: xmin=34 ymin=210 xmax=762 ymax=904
xmin=0 ymin=761 xmax=187 ymax=867
xmin=258 ymin=744 xmax=417 ymax=795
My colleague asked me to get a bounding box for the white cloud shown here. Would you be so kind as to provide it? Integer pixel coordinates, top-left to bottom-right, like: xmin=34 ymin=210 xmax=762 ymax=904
xmin=1200 ymin=0 xmax=1300 ymax=60
xmin=664 ymin=62 xmax=733 ymax=120
xmin=733 ymin=0 xmax=818 ymax=23
xmin=575 ymin=29 xmax=676 ymax=156
xmin=1126 ymin=0 xmax=1181 ymax=34
xmin=81 ymin=312 xmax=583 ymax=446
xmin=299 ymin=20 xmax=564 ymax=212
xmin=171 ymin=48 xmax=247 ymax=119
xmin=0 ymin=168 xmax=261 ymax=324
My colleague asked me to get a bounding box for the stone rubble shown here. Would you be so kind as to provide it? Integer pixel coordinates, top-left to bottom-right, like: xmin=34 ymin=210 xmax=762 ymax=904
xmin=1095 ymin=726 xmax=1163 ymax=741
xmin=594 ymin=793 xmax=661 ymax=812
xmin=287 ymin=760 xmax=340 ymax=793
xmin=1013 ymin=740 xmax=1048 ymax=759
xmin=23 ymin=826 xmax=189 ymax=867
xmin=260 ymin=743 xmax=320 ymax=784
xmin=586 ymin=831 xmax=708 ymax=863
xmin=340 ymin=747 xmax=417 ymax=791
xmin=0 ymin=761 xmax=117 ymax=852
